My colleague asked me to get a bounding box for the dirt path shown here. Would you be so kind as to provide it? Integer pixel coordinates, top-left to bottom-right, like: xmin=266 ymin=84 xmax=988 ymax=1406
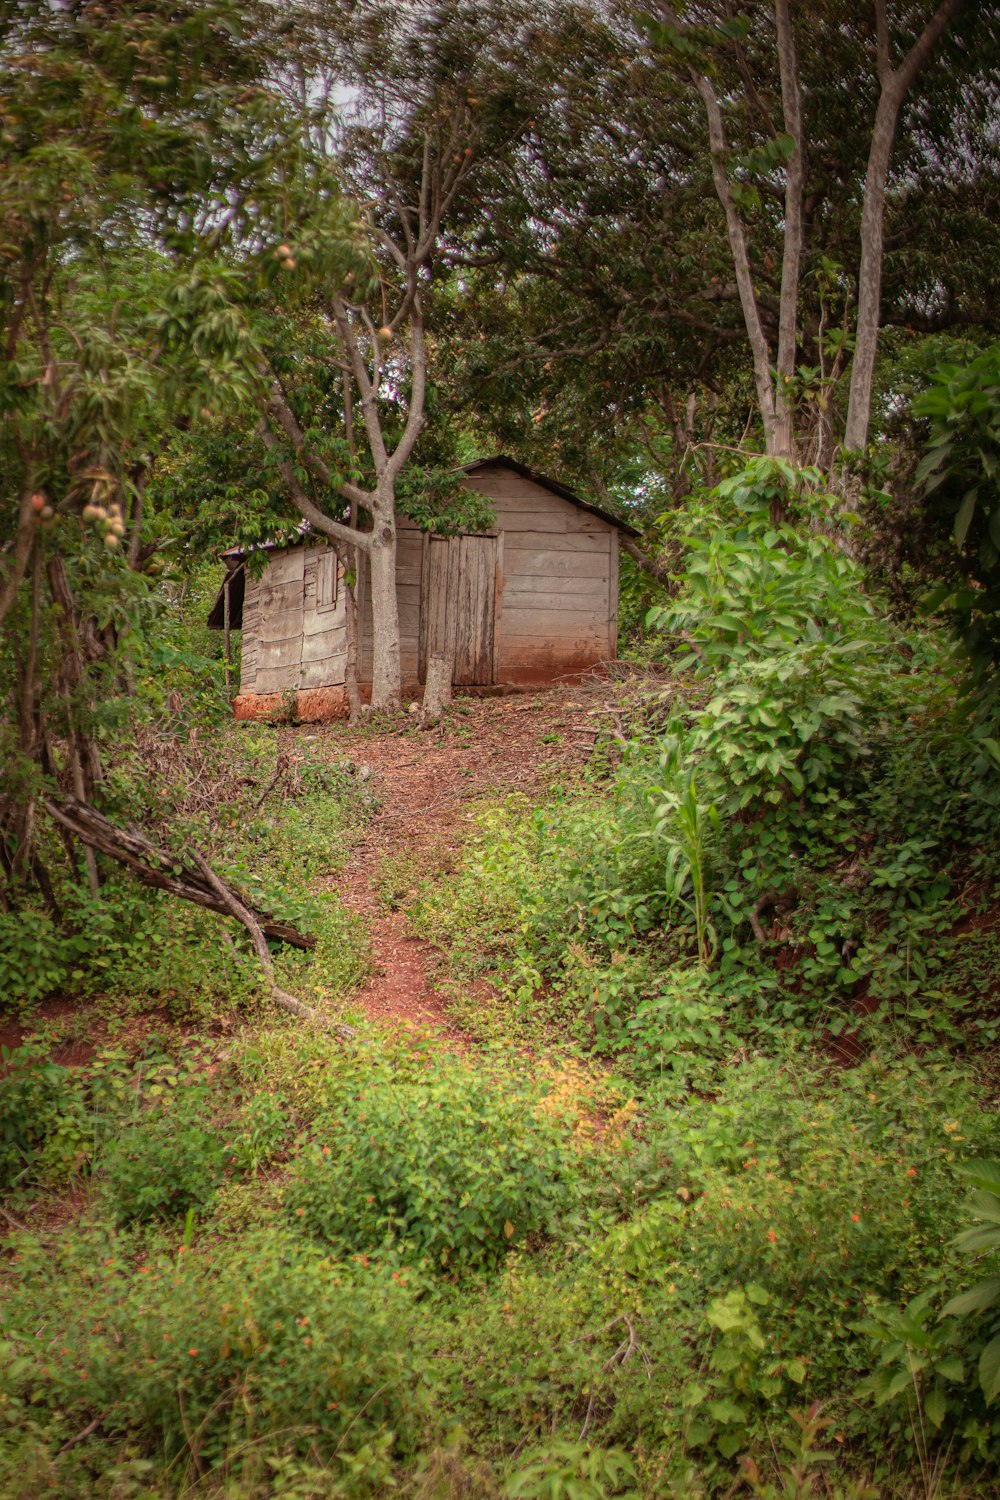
xmin=311 ymin=681 xmax=618 ymax=1040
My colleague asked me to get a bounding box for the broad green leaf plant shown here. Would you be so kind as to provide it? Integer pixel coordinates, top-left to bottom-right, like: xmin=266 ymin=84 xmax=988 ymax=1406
xmin=942 ymin=1159 xmax=1000 ymax=1406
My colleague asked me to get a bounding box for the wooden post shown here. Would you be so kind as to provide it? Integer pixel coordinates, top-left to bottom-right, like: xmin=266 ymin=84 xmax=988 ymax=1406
xmin=223 ymin=573 xmax=232 ymax=701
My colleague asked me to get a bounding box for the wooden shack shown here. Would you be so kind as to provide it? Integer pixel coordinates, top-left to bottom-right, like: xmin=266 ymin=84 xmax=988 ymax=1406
xmin=209 ymin=456 xmax=637 ymax=720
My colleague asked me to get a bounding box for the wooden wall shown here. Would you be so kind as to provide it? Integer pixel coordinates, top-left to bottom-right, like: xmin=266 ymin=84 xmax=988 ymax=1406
xmin=463 ymin=464 xmax=618 ymax=683
xmin=239 ymin=546 xmax=346 ymax=696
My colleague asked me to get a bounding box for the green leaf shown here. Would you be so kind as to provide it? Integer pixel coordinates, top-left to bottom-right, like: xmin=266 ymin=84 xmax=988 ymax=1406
xmin=708 ymin=1398 xmax=747 ymax=1424
xmin=941 ymin=1277 xmax=1000 ymax=1318
xmin=954 ymin=489 xmax=979 ymax=547
xmin=959 ymin=1160 xmax=1000 ymax=1194
xmin=717 ymin=1429 xmax=747 ymax=1459
xmin=979 ymin=1333 xmax=1000 ymax=1404
xmin=924 ymin=1387 xmax=947 ymax=1428
xmin=955 ymin=1224 xmax=1000 ymax=1253
xmin=967 ymin=1189 xmax=1000 ymax=1225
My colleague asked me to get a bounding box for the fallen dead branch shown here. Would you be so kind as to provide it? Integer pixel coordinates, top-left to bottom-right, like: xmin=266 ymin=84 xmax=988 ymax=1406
xmin=190 ymin=850 xmax=355 ymax=1039
xmin=42 ymin=795 xmax=314 ymax=949
xmin=42 ymin=794 xmax=357 ymax=1039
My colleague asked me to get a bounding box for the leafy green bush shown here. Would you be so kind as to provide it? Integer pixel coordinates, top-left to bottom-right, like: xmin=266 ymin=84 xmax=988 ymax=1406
xmin=506 ymin=1441 xmax=638 ymax=1499
xmin=102 ymin=1086 xmax=227 ymax=1224
xmin=0 ymin=1038 xmax=73 ymax=1189
xmin=0 ymin=911 xmax=73 ymax=1009
xmin=287 ymin=1061 xmax=577 ymax=1274
xmin=646 ymin=470 xmax=899 ymax=808
xmin=915 ymin=344 xmax=1000 ymax=715
xmin=943 ymin=1159 xmax=1000 ymax=1405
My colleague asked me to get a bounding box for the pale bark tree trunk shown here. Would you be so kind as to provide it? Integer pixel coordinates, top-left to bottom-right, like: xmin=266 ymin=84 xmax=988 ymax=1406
xmin=260 ymin=117 xmax=467 ymax=711
xmin=421 ymin=651 xmax=452 ymax=725
xmin=341 ymin=373 xmax=362 ymax=721
xmin=772 ymin=0 xmax=805 ymax=462
xmin=688 ymin=0 xmax=804 ymax=466
xmin=843 ymin=0 xmax=966 ymax=451
xmin=695 ymin=72 xmax=782 ymax=456
xmin=367 ymin=510 xmax=402 ymax=711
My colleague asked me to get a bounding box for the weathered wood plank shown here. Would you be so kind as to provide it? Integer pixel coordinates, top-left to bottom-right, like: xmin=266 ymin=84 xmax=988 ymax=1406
xmin=304 ymin=604 xmax=344 ymax=638
xmin=505 ymin=547 xmax=611 ymax=578
xmin=257 ymin=609 xmax=305 ymax=644
xmin=505 ymin=576 xmax=606 ymax=599
xmin=299 ymin=653 xmax=346 ymax=689
xmin=608 ymin=530 xmax=619 ymax=655
xmin=505 ymin=531 xmax=609 ymax=554
xmin=492 ymin=530 xmax=505 ymax=685
xmin=420 ymin=536 xmax=451 ymax=680
xmin=501 ymin=632 xmax=608 ymax=652
xmin=259 ymin=578 xmax=304 ymax=614
xmin=301 ymin=625 xmax=346 ymax=663
xmin=254 ymin=667 xmax=302 ymax=695
xmin=501 ymin=608 xmax=606 ymax=635
xmin=257 ymin=638 xmax=303 ymax=671
xmin=264 ymin=550 xmax=305 ymax=587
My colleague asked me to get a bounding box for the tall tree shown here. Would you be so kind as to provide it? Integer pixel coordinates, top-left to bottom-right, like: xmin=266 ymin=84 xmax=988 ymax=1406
xmin=236 ymin=0 xmax=538 ymax=711
xmin=0 ymin=0 xmax=325 ymax=930
xmin=646 ymin=0 xmax=989 ymax=459
xmin=443 ymin=1 xmax=998 ymax=492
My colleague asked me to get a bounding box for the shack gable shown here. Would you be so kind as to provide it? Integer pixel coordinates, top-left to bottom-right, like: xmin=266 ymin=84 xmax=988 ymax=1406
xmin=461 ymin=461 xmax=621 ymax=682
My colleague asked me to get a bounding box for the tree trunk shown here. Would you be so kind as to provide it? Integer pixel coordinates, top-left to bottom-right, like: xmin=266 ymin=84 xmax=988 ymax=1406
xmin=421 ymin=652 xmax=452 ymax=726
xmin=695 ymin=72 xmax=782 ymax=455
xmin=367 ymin=508 xmax=401 ymax=711
xmin=773 ymin=0 xmax=804 ymax=462
xmin=843 ymin=84 xmax=901 ymax=452
xmin=843 ymin=0 xmax=966 ymax=451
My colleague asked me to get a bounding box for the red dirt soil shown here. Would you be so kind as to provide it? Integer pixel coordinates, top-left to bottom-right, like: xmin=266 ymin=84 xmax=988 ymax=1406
xmin=302 ymin=680 xmax=618 ymax=1041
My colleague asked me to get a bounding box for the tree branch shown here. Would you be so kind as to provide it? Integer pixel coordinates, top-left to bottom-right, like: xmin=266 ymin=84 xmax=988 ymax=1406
xmin=258 ymin=421 xmax=373 ymax=554
xmin=189 ymin=850 xmax=356 ymax=1038
xmin=42 ymin=795 xmax=316 ymax=949
xmin=265 ymin=385 xmax=369 ymax=508
xmin=621 ymin=537 xmax=674 ymax=587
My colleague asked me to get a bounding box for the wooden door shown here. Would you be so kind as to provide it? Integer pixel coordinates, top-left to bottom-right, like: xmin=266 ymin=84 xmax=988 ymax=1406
xmin=419 ymin=534 xmax=498 ymax=685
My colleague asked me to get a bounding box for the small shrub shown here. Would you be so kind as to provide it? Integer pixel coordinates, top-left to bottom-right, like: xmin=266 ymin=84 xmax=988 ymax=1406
xmin=646 ymin=470 xmax=901 ymax=809
xmin=0 ymin=1038 xmax=73 ymax=1189
xmin=0 ymin=1223 xmax=429 ymax=1493
xmin=0 ymin=910 xmax=72 ymax=1009
xmin=288 ymin=1062 xmax=576 ymax=1273
xmin=102 ymin=1087 xmax=227 ymax=1224
xmin=506 ymin=1441 xmax=638 ymax=1499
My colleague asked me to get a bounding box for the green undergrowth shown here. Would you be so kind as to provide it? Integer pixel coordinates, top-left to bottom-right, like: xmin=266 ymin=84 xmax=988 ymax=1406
xmin=6 ymin=465 xmax=1000 ymax=1496
xmin=4 ymin=1025 xmax=1000 ymax=1496
xmin=410 ymin=483 xmax=1000 ymax=1082
xmin=0 ymin=727 xmax=375 ymax=1016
